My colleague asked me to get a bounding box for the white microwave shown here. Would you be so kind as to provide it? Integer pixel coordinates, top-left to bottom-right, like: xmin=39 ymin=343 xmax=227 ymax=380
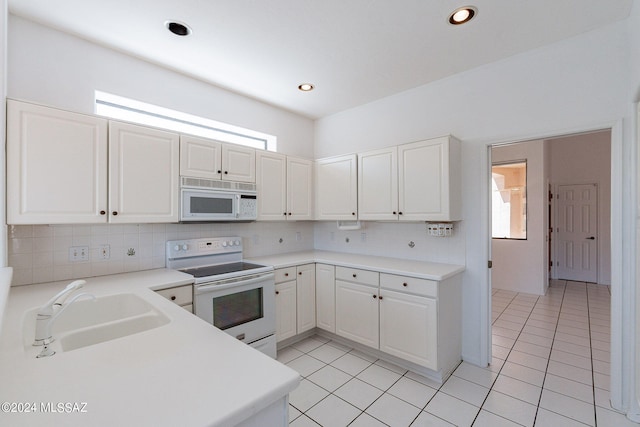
xmin=180 ymin=177 xmax=258 ymax=222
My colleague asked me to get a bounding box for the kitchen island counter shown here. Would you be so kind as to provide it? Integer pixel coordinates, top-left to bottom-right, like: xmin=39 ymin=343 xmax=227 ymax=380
xmin=0 ymin=269 xmax=299 ymax=427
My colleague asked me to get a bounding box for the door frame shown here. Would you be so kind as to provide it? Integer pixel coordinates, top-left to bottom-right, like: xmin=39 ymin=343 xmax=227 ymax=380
xmin=552 ymin=182 xmax=600 ymax=283
xmin=482 ymin=120 xmax=626 ymax=412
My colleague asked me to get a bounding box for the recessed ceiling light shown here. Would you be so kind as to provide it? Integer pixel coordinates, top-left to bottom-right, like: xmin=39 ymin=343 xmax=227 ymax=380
xmin=166 ymin=21 xmax=192 ymax=36
xmin=298 ymin=83 xmax=315 ymax=92
xmin=448 ymin=6 xmax=477 ymax=25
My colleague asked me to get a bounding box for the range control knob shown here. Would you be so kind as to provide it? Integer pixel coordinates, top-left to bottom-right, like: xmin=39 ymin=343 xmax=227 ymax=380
xmin=182 ymin=244 xmax=188 ymax=251
xmin=234 ymin=240 xmax=241 ymax=246
xmin=222 ymin=241 xmax=228 ymax=247
xmin=174 ymin=245 xmax=180 ymax=251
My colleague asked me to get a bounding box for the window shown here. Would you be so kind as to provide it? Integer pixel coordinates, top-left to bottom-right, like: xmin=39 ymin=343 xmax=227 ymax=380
xmin=94 ymin=91 xmax=276 ymax=151
xmin=492 ymin=161 xmax=527 ymax=239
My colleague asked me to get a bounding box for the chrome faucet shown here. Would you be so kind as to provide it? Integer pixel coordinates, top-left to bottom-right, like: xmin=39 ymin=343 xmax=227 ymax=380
xmin=35 ymin=292 xmax=96 ymax=358
xmin=33 ymin=280 xmax=89 ymax=347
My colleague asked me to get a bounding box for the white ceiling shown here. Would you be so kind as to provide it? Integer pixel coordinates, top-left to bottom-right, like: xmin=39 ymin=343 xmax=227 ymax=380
xmin=8 ymin=0 xmax=633 ymax=119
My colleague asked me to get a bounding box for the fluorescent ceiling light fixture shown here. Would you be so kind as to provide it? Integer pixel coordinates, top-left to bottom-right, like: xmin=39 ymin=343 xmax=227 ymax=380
xmin=166 ymin=21 xmax=191 ymax=36
xmin=298 ymin=83 xmax=315 ymax=91
xmin=448 ymin=6 xmax=477 ymax=25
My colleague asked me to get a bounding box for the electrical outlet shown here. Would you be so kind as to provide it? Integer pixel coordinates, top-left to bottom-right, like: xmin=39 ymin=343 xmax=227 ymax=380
xmin=99 ymin=244 xmax=110 ymax=260
xmin=69 ymin=246 xmax=89 ymax=262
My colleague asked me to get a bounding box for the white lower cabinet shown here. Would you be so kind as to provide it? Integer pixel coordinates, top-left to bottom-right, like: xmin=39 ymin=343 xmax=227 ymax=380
xmin=296 ymin=264 xmax=316 ymax=334
xmin=315 ymin=264 xmax=336 ymax=333
xmin=274 ymin=264 xmax=316 ymax=342
xmin=335 ymin=280 xmax=379 ymax=348
xmin=155 ymin=284 xmax=194 ymax=313
xmin=379 ymin=289 xmax=437 ymax=369
xmin=335 ymin=266 xmax=380 ymax=348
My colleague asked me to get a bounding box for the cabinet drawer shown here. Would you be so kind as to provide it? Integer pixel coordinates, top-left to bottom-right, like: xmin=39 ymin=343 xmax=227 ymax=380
xmin=275 ymin=267 xmax=297 ymax=283
xmin=156 ymin=285 xmax=193 ymax=306
xmin=380 ymin=273 xmax=437 ymax=298
xmin=335 ymin=266 xmax=379 ymax=287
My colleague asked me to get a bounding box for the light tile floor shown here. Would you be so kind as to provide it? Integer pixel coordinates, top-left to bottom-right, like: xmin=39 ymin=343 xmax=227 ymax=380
xmin=280 ymin=279 xmax=638 ymax=426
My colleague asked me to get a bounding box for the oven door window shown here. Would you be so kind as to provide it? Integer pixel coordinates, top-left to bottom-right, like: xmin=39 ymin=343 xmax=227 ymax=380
xmin=212 ymin=288 xmax=263 ymax=330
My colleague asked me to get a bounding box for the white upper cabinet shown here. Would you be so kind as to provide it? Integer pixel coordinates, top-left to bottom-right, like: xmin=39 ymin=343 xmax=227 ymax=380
xmin=179 ymin=135 xmax=222 ymax=180
xmin=358 ymin=147 xmax=398 ymax=221
xmin=286 ymin=157 xmax=313 ymax=220
xmin=256 ymin=151 xmax=287 ymax=220
xmin=108 ymin=121 xmax=180 ymax=223
xmin=358 ymin=136 xmax=461 ymax=222
xmin=398 ymin=137 xmax=462 ymax=221
xmin=315 ymin=154 xmax=358 ymax=220
xmin=7 ymin=100 xmax=109 ymax=224
xmin=180 ymin=135 xmax=255 ymax=183
xmin=222 ymin=143 xmax=256 ymax=183
xmin=256 ymin=153 xmax=313 ymax=220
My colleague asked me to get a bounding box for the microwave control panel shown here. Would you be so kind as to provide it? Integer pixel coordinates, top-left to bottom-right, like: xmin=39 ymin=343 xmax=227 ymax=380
xmin=239 ymin=197 xmax=257 ymax=218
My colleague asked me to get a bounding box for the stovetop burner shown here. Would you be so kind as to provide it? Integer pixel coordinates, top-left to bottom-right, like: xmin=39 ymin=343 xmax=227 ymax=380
xmin=180 ymin=262 xmax=267 ymax=278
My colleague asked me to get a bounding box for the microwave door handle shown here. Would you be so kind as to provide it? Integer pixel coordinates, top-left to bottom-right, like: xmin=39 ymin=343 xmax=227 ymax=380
xmin=235 ymin=194 xmax=240 ymax=218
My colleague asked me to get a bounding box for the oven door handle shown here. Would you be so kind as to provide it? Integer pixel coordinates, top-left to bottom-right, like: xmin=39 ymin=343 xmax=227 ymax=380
xmin=194 ymin=272 xmax=274 ymax=295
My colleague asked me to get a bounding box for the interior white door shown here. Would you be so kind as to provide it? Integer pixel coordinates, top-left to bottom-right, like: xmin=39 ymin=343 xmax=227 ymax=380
xmin=556 ymin=184 xmax=598 ymax=282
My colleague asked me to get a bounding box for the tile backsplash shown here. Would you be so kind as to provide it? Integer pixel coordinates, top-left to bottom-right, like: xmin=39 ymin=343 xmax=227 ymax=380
xmin=9 ymin=222 xmax=315 ymax=286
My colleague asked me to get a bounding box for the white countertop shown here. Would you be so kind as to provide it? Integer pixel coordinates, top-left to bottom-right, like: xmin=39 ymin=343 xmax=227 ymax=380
xmin=249 ymin=251 xmax=465 ymax=281
xmin=0 ymin=269 xmax=300 ymax=427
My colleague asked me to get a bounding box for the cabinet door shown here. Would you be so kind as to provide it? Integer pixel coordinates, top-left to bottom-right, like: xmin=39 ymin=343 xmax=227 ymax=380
xmin=335 ymin=280 xmax=379 ymax=349
xmin=358 ymin=147 xmax=398 ymax=221
xmin=398 ymin=137 xmax=461 ymax=221
xmin=221 ymin=143 xmax=256 ymax=182
xmin=108 ymin=121 xmax=179 ymax=223
xmin=315 ymin=264 xmax=336 ymax=333
xmin=296 ymin=264 xmax=316 ymax=333
xmin=256 ymin=151 xmax=287 ymax=220
xmin=287 ymin=157 xmax=313 ymax=220
xmin=315 ymin=155 xmax=358 ymax=220
xmin=180 ymin=135 xmax=222 ymax=179
xmin=379 ymin=289 xmax=437 ymax=370
xmin=7 ymin=100 xmax=108 ymax=224
xmin=275 ymin=280 xmax=297 ymax=342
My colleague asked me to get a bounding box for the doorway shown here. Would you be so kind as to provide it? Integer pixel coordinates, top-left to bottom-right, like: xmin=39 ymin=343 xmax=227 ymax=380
xmin=490 ymin=130 xmax=611 ymax=294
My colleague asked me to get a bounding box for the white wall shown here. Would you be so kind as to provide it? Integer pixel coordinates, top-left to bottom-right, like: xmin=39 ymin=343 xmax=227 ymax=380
xmin=315 ymin=19 xmax=632 ymax=369
xmin=491 ymin=141 xmax=548 ymax=295
xmin=0 ymin=0 xmax=6 ymax=267
xmin=549 ymin=131 xmax=611 ymax=285
xmin=7 ymin=15 xmax=315 ymax=159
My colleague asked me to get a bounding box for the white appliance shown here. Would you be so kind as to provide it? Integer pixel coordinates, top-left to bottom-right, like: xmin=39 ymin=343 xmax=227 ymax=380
xmin=180 ymin=177 xmax=257 ymax=222
xmin=166 ymin=237 xmax=276 ymax=358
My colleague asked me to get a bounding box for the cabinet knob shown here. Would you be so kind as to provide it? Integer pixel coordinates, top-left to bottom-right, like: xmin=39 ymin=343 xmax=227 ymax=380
xmin=112 ymin=211 xmax=118 ymax=216
xmin=403 ymin=282 xmax=408 ymax=287
xmin=393 ymin=211 xmax=397 ymax=215
xmin=284 ymin=273 xmax=289 ymax=277
xmin=298 ymin=271 xmax=302 ymax=275
xmin=170 ymin=296 xmax=176 ymax=301
xmin=352 ymin=274 xmax=357 ymax=278
xmin=275 ymin=290 xmax=279 ymax=295
xmin=372 ymin=294 xmax=377 ymax=299
xmin=224 ymin=171 xmax=228 ymax=174
xmin=379 ymin=296 xmax=384 ymax=300
xmin=99 ymin=210 xmax=106 ymax=215
xmin=288 ymin=212 xmax=292 ymax=216
xmin=284 ymin=212 xmax=287 ymax=216
xmin=399 ymin=212 xmax=403 ymax=215
xmin=217 ymin=170 xmax=222 ymax=174
xmin=352 ymin=212 xmax=356 ymax=216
